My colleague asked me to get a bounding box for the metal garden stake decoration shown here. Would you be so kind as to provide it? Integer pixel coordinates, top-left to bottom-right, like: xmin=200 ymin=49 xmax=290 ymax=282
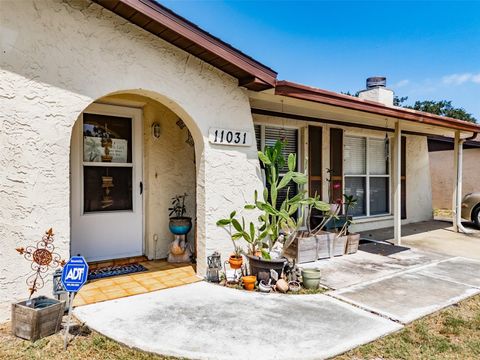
xmin=16 ymin=228 xmax=66 ymax=302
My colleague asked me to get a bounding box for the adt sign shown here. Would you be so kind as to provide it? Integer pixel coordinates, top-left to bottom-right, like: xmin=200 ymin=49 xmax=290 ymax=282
xmin=61 ymin=256 xmax=89 ymax=293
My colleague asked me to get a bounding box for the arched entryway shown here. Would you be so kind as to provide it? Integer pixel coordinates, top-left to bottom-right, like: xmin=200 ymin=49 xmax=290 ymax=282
xmin=70 ymin=91 xmax=200 ymax=266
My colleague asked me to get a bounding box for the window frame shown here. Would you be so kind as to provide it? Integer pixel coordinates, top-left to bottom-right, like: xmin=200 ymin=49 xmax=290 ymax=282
xmin=343 ymin=135 xmax=391 ymax=218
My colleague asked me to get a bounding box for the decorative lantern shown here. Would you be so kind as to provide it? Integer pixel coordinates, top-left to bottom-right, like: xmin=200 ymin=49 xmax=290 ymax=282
xmin=52 ymin=269 xmax=66 ymax=298
xmin=206 ymin=252 xmax=222 ymax=283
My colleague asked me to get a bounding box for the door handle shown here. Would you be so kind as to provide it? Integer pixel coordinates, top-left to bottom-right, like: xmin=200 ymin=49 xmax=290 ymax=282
xmin=140 ymin=181 xmax=143 ymax=195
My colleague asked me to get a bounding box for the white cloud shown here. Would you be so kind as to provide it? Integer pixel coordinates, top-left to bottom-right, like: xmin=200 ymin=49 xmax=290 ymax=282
xmin=442 ymin=72 xmax=480 ymax=85
xmin=393 ymin=79 xmax=410 ymax=88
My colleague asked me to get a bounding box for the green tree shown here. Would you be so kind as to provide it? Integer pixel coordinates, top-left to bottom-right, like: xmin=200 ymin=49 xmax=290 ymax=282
xmin=405 ymin=100 xmax=477 ymax=123
xmin=342 ymin=91 xmax=476 ymax=123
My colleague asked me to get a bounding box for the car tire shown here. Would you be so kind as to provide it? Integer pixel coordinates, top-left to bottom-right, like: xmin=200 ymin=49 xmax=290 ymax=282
xmin=473 ymin=206 xmax=480 ymax=229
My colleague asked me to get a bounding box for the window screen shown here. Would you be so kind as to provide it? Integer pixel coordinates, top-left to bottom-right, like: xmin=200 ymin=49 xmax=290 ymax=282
xmin=369 ymin=138 xmax=388 ymax=175
xmin=344 ymin=137 xmax=366 ymax=175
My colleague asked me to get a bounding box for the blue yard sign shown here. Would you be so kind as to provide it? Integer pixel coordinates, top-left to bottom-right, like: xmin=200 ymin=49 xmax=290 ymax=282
xmin=62 ymin=256 xmax=89 ymax=350
xmin=61 ymin=256 xmax=89 ymax=293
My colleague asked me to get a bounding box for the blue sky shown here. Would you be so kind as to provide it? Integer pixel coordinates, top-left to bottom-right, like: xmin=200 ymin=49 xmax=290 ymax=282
xmin=161 ymin=1 xmax=480 ymax=119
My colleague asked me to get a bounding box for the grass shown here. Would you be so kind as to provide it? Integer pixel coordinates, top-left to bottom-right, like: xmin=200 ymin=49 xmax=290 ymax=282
xmin=335 ymin=294 xmax=480 ymax=360
xmin=0 ymin=320 xmax=182 ymax=360
xmin=1 ymin=294 xmax=479 ymax=360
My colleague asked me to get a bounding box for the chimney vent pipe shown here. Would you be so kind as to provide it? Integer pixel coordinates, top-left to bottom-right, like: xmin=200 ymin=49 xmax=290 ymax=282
xmin=366 ymin=77 xmax=386 ymax=89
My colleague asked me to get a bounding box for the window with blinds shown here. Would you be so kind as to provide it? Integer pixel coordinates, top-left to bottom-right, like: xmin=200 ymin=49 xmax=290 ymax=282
xmin=344 ymin=136 xmax=389 ymax=217
xmin=254 ymin=124 xmax=299 ymax=208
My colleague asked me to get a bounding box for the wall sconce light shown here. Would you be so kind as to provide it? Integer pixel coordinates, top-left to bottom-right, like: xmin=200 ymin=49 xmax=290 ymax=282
xmin=152 ymin=122 xmax=161 ymax=140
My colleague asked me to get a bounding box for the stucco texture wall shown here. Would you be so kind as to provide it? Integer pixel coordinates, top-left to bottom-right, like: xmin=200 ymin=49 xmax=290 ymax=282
xmin=0 ymin=0 xmax=262 ymax=321
xmin=430 ymin=149 xmax=480 ymax=210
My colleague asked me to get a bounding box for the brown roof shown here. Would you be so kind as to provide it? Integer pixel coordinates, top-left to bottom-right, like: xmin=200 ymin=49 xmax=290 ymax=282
xmin=94 ymin=0 xmax=277 ymax=91
xmin=275 ymin=80 xmax=480 ymax=133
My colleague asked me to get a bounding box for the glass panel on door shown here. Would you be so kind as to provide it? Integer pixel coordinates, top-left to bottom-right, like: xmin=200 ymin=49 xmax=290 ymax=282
xmin=82 ymin=113 xmax=134 ymax=213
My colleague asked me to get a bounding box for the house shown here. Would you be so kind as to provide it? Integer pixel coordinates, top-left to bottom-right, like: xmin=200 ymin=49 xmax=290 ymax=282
xmin=428 ymin=135 xmax=480 ymax=215
xmin=1 ymin=0 xmax=479 ymax=321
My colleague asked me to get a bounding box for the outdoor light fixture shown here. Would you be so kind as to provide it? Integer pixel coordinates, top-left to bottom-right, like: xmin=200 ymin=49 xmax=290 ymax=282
xmin=206 ymin=251 xmax=222 ymax=283
xmin=152 ymin=122 xmax=161 ymax=140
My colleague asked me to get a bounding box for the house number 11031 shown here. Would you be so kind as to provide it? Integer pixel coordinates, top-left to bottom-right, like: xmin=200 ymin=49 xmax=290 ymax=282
xmin=208 ymin=128 xmax=252 ymax=147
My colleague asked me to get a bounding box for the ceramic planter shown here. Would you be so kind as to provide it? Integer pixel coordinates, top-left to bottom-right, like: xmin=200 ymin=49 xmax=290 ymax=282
xmin=247 ymin=255 xmax=286 ymax=283
xmin=228 ymin=255 xmax=243 ymax=269
xmin=242 ymin=275 xmax=257 ymax=291
xmin=11 ymin=296 xmax=65 ymax=341
xmin=345 ymin=233 xmax=360 ymax=254
xmin=258 ymin=280 xmax=272 ymax=293
xmin=288 ymin=281 xmax=301 ymax=293
xmin=301 ymin=268 xmax=321 ymax=289
xmin=275 ymin=279 xmax=289 ymax=293
xmin=168 ymin=217 xmax=192 ymax=235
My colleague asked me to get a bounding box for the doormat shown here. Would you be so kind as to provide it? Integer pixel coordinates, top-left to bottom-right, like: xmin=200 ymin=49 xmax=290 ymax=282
xmin=88 ymin=263 xmax=147 ymax=281
xmin=359 ymin=242 xmax=410 ymax=256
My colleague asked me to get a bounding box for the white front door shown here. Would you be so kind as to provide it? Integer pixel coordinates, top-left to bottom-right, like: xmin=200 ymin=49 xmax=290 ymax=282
xmin=71 ymin=103 xmax=143 ymax=262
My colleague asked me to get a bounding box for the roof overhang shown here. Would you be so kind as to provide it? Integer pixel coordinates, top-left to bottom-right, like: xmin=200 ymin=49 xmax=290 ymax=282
xmin=93 ymin=0 xmax=277 ymax=91
xmin=274 ymin=80 xmax=480 ymax=134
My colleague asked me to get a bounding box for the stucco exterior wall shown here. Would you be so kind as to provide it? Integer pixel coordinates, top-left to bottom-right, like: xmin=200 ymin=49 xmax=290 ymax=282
xmin=430 ymin=149 xmax=480 ymax=210
xmin=0 ymin=0 xmax=262 ymax=321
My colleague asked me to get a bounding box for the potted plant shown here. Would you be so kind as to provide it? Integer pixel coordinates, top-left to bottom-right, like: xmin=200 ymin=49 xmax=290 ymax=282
xmin=12 ymin=228 xmax=66 ymax=341
xmin=168 ymin=193 xmax=192 ymax=235
xmin=242 ymin=140 xmax=310 ymax=281
xmin=216 ymin=211 xmax=244 ymax=269
xmin=338 ymin=194 xmax=360 ymax=254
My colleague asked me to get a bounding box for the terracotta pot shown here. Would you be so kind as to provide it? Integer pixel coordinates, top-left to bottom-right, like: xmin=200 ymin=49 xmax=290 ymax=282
xmin=275 ymin=279 xmax=289 ymax=293
xmin=229 ymin=255 xmax=243 ymax=269
xmin=242 ymin=275 xmax=257 ymax=291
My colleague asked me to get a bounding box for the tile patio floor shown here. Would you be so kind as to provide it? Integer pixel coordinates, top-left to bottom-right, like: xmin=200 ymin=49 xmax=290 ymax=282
xmin=73 ymin=260 xmax=200 ymax=307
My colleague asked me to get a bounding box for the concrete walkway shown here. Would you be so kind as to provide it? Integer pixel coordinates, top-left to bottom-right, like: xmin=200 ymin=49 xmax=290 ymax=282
xmin=74 ymin=256 xmax=480 ymax=360
xmin=74 ymin=282 xmax=401 ymax=360
xmin=331 ymin=257 xmax=480 ymax=323
xmin=361 ymin=220 xmax=480 ymax=260
xmin=73 ymin=229 xmax=480 ymax=360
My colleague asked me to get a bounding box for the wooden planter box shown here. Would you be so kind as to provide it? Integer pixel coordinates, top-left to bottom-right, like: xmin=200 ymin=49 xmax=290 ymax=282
xmin=345 ymin=233 xmax=360 ymax=254
xmin=332 ymin=235 xmax=348 ymax=257
xmin=284 ymin=231 xmax=336 ymax=263
xmin=11 ymin=296 xmax=65 ymax=341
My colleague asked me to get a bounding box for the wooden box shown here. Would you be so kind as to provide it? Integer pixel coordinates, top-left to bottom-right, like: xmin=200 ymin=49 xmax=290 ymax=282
xmin=345 ymin=233 xmax=360 ymax=254
xmin=332 ymin=235 xmax=348 ymax=257
xmin=11 ymin=296 xmax=65 ymax=341
xmin=284 ymin=231 xmax=335 ymax=263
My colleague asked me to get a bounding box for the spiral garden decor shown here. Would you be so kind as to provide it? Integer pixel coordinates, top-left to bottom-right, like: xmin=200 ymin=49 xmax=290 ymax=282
xmin=16 ymin=228 xmax=66 ymax=299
